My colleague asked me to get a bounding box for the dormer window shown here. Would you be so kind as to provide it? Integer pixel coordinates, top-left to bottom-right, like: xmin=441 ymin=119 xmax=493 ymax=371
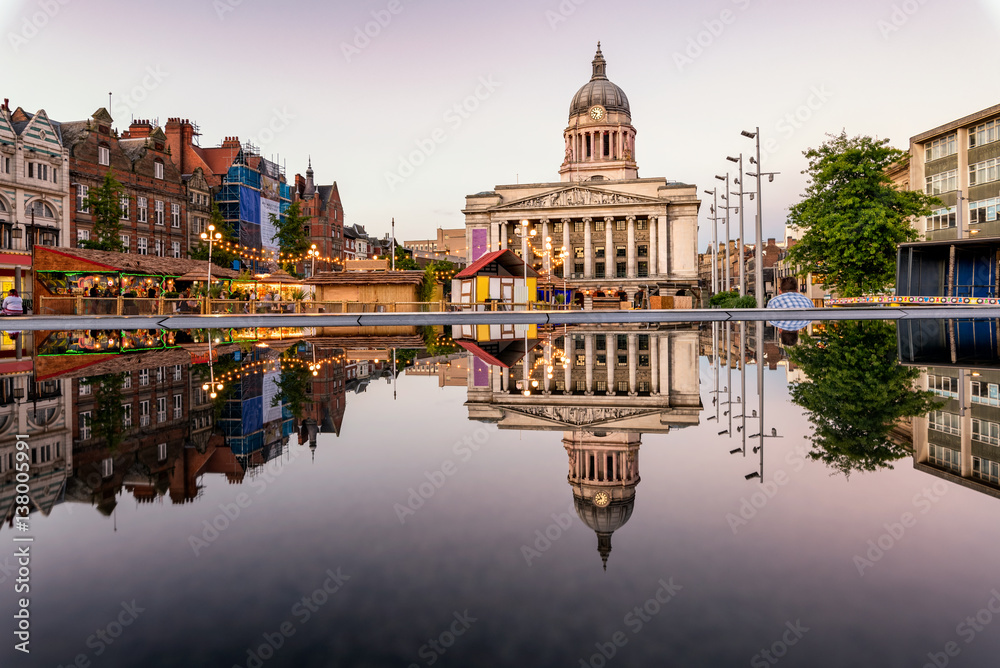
xmin=154 ymin=161 xmax=164 ymax=180
xmin=98 ymin=145 xmax=110 ymax=166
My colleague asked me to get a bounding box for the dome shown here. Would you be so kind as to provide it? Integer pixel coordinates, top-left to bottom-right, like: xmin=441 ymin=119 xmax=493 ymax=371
xmin=574 ymin=493 xmax=635 ymax=534
xmin=569 ymin=43 xmax=631 ymax=119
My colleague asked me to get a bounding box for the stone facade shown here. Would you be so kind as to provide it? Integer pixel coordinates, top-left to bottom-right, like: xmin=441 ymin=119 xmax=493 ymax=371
xmin=463 ymin=46 xmax=699 ymax=305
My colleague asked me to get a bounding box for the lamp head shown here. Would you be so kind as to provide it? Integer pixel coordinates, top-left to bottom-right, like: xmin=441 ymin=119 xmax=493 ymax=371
xmin=741 ymin=130 xmax=757 ymax=139
xmin=768 ymin=174 xmax=775 ymax=183
xmin=715 ymin=175 xmax=726 ymax=182
xmin=749 ymin=156 xmax=757 ymax=165
xmin=726 ymin=156 xmax=739 ymax=163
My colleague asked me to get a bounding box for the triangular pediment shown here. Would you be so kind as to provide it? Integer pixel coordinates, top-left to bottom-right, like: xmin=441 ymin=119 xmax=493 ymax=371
xmin=503 ymin=404 xmax=661 ymax=428
xmin=492 ymin=185 xmax=661 ymax=211
xmin=91 ymin=107 xmax=114 ymax=125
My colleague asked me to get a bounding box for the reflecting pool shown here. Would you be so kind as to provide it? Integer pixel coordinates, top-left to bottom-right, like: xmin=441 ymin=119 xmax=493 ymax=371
xmin=1 ymin=321 xmax=999 ymax=668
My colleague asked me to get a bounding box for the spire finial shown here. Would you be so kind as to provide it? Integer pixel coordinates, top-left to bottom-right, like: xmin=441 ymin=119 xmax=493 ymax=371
xmin=591 ymin=43 xmax=607 ymax=80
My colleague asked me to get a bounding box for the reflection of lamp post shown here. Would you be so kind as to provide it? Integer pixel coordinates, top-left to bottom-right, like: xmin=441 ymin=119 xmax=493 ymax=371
xmin=308 ymin=244 xmax=318 ymax=277
xmin=202 ymin=335 xmax=224 ymax=399
xmin=200 ymin=224 xmax=222 ymax=303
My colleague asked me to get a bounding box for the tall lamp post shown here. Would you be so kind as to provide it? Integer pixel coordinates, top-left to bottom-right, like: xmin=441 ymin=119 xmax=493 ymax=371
xmin=200 ymin=224 xmax=222 ymax=309
xmin=308 ymin=243 xmax=318 ymax=277
xmin=704 ymin=188 xmax=719 ymax=295
xmin=727 ymin=155 xmax=747 ymax=297
xmin=742 ymin=128 xmax=779 ymax=302
xmin=715 ymin=174 xmax=731 ymax=292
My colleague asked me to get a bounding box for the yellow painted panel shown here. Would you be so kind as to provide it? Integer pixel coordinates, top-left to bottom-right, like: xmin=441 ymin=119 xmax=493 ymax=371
xmin=476 ymin=276 xmax=489 ymax=301
xmin=527 ymin=277 xmax=537 ymax=302
xmin=476 ymin=324 xmax=490 ymax=341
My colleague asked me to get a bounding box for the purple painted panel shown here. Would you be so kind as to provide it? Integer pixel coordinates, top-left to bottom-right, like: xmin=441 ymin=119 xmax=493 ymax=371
xmin=471 ymin=228 xmax=488 ymax=261
xmin=473 ymin=358 xmax=489 ymax=387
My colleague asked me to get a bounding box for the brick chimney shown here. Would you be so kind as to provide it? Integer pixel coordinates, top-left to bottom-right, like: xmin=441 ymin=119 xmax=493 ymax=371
xmin=164 ymin=117 xmax=198 ymax=173
xmin=221 ymin=136 xmax=241 ymax=149
xmin=121 ymin=119 xmax=153 ymax=139
xmin=295 ymin=173 xmax=305 ymax=197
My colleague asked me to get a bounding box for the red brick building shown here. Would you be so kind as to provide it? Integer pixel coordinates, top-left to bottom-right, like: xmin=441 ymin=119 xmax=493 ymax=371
xmin=63 ymin=110 xmax=187 ymax=259
xmin=294 ymin=159 xmax=344 ymax=275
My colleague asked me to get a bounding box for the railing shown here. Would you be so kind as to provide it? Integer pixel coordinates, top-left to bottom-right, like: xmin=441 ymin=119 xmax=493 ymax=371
xmin=37 ymin=296 xmax=452 ymax=316
xmin=449 ymin=301 xmax=579 ymax=312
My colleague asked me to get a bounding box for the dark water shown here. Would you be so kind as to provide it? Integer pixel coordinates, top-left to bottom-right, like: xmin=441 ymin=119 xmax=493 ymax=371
xmin=1 ymin=321 xmax=999 ymax=668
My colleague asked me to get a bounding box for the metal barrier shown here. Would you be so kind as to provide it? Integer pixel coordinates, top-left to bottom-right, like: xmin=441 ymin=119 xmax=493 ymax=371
xmin=37 ymin=296 xmax=450 ymax=316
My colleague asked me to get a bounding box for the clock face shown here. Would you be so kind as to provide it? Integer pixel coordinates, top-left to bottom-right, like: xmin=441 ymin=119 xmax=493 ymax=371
xmin=593 ymin=491 xmax=611 ymax=507
xmin=589 ymin=105 xmax=606 ymax=122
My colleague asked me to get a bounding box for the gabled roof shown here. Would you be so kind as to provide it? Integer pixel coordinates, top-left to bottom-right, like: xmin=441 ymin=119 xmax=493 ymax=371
xmin=455 ymin=249 xmax=538 ymax=279
xmin=34 ymin=246 xmax=241 ymax=278
xmin=304 ymin=270 xmax=426 ymax=285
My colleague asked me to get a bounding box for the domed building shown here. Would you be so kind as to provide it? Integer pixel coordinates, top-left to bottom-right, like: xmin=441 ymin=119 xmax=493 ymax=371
xmin=462 ymin=44 xmax=700 ymax=307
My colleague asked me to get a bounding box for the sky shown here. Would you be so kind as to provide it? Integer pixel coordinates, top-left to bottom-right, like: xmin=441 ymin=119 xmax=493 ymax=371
xmin=2 ymin=0 xmax=999 ymax=248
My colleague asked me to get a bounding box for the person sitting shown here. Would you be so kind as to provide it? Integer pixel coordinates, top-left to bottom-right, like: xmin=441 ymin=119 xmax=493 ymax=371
xmin=767 ymin=277 xmax=814 ymax=344
xmin=2 ymin=289 xmax=23 ymax=316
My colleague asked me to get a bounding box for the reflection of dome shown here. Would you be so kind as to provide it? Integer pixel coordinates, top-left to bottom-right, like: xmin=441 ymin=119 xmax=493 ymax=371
xmin=574 ymin=493 xmax=635 ymax=570
xmin=569 ymin=43 xmax=631 ymax=119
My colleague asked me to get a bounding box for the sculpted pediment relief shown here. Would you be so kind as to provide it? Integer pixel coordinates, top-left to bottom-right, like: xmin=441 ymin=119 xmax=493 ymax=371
xmin=492 ymin=186 xmax=660 ymax=211
xmin=504 ymin=405 xmax=658 ymax=427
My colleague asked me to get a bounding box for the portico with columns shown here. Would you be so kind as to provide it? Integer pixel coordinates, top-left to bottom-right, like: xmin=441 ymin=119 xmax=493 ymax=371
xmin=464 ymin=44 xmax=699 ymax=307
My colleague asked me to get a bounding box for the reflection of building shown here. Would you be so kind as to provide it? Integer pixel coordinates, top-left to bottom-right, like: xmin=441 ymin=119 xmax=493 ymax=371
xmin=463 ymin=325 xmax=701 ymax=567
xmin=405 ymin=353 xmax=468 ymax=387
xmin=462 ymin=45 xmax=700 ymax=305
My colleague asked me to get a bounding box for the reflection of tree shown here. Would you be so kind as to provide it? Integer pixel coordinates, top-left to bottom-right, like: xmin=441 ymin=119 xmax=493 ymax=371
xmin=271 ymin=352 xmax=312 ymax=420
xmin=786 ymin=321 xmax=942 ymax=477
xmin=80 ymin=373 xmax=127 ymax=451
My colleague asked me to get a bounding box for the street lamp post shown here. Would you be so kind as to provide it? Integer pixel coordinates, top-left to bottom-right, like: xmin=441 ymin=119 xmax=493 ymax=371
xmin=704 ymin=188 xmax=720 ymax=295
xmin=742 ymin=128 xmax=779 ymax=302
xmin=715 ymin=174 xmax=731 ymax=292
xmin=200 ymin=224 xmax=222 ymax=310
xmin=727 ymin=154 xmax=747 ymax=297
xmin=308 ymin=243 xmax=318 ymax=277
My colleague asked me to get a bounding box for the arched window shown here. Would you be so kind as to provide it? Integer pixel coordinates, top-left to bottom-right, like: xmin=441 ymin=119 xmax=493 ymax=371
xmin=28 ymin=201 xmax=55 ymax=218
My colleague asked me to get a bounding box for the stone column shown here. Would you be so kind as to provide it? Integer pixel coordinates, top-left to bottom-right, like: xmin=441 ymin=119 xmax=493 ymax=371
xmin=604 ymin=217 xmax=614 ymax=280
xmin=543 ymin=341 xmax=552 ymax=395
xmin=585 ymin=334 xmax=594 ymax=395
xmin=650 ymin=335 xmax=659 ymax=395
xmin=657 ymin=214 xmax=668 ymax=276
xmin=648 ymin=216 xmax=657 ymax=277
xmin=626 ymin=216 xmax=637 ymax=278
xmin=583 ymin=217 xmax=593 ymax=278
xmin=541 ymin=218 xmax=550 ymax=277
xmin=628 ymin=333 xmax=638 ymax=395
xmin=606 ymin=339 xmax=615 ymax=395
xmin=564 ymin=339 xmax=573 ymax=394
xmin=500 ymin=221 xmax=508 ymax=250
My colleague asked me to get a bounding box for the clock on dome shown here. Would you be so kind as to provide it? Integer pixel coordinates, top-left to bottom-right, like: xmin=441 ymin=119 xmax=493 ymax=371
xmin=589 ymin=105 xmax=606 ymax=122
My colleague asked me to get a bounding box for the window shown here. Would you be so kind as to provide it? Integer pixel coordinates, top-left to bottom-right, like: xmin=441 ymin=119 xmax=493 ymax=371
xmin=98 ymin=145 xmax=110 ymax=166
xmin=120 ymin=234 xmax=130 ymax=252
xmin=972 ymin=418 xmax=1000 ymax=445
xmin=638 ymin=244 xmax=648 ymax=257
xmin=614 ymin=245 xmax=626 ymax=258
xmin=928 ymin=374 xmax=958 ymax=398
xmin=596 ymin=335 xmax=606 ymax=351
xmin=79 ymin=382 xmax=92 ymax=395
xmin=970 ymin=197 xmax=1000 ymax=225
xmin=616 ymin=220 xmax=626 ymax=231
xmin=926 ymin=170 xmax=957 ymax=195
xmin=154 ymin=161 xmax=164 ymax=179
xmin=137 ymin=237 xmax=147 ymax=255
xmin=154 ymin=239 xmax=163 ymax=257
xmin=928 ymin=410 xmax=960 ymax=435
xmin=156 ymin=366 xmax=165 ymax=383
xmin=139 ymin=369 xmax=149 ymax=386
xmin=119 ymin=194 xmax=129 ymax=219
xmin=574 ymin=262 xmax=583 ymax=275
xmin=970 ymin=158 xmax=1000 ymax=186
xmin=972 ymin=457 xmax=1000 ymax=484
xmin=171 ymin=203 xmax=180 ymax=227
xmin=597 ymin=354 xmax=607 ymax=366
xmin=157 ymin=396 xmax=167 ymax=423
xmin=971 ymin=381 xmax=1000 ymax=406
xmin=101 ymin=457 xmax=114 ymax=478
xmin=158 ymin=442 xmax=168 ymax=461
xmin=970 ymin=119 xmax=1000 ymax=148
xmin=617 ymin=261 xmax=626 ymax=278
xmin=638 ymin=381 xmax=650 ymax=393
xmin=575 ymin=380 xmax=587 ymax=392
xmin=172 ymin=241 xmax=181 ymax=258
xmin=52 ymin=168 xmax=58 ymax=183
xmin=639 ymin=354 xmax=649 ymax=367
xmin=617 ymin=334 xmax=627 ymax=350
xmin=638 ymin=335 xmax=649 ymax=350
xmin=617 ymin=354 xmax=628 ymax=367
xmin=137 ymin=197 xmax=148 ymax=222
xmin=617 ymin=381 xmax=629 ymax=392
xmin=927 ymin=207 xmax=956 ymax=230
xmin=80 ymin=412 xmax=92 ymax=440
xmin=595 ymin=262 xmax=605 ymax=279
xmin=122 ymin=404 xmax=132 ymax=428
xmin=123 ymin=373 xmax=132 ymax=390
xmin=154 ymin=200 xmax=164 ymax=225
xmin=173 ymin=365 xmax=182 ymax=381
xmin=77 ymin=184 xmax=90 ymax=212
xmin=1 ymin=156 xmax=9 ymax=173
xmin=574 ymin=221 xmax=584 ymax=233
xmin=140 ymin=400 xmax=150 ymax=427
xmin=637 ymin=219 xmax=648 ymax=230
xmin=174 ymin=393 xmax=183 ymax=418
xmin=77 ymin=229 xmax=90 ymax=245
xmin=595 ymin=220 xmax=605 ymax=232
xmin=638 ymin=261 xmax=649 ymax=278
xmin=929 ymin=443 xmax=961 ymax=472
xmin=924 ymin=134 xmax=956 ymax=161
xmin=574 ymin=247 xmax=584 ymax=259
xmin=596 ymin=380 xmax=606 ymax=392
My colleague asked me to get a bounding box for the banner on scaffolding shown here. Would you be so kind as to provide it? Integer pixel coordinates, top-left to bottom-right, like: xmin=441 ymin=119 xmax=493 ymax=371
xmin=260 ymin=198 xmax=280 ymax=253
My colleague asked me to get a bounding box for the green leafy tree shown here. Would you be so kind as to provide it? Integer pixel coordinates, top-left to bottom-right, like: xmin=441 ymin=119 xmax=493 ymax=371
xmin=189 ymin=203 xmax=240 ymax=269
xmin=80 ymin=373 xmax=127 ymax=451
xmin=787 ymin=320 xmax=942 ymax=477
xmin=80 ymin=171 xmax=125 ymax=252
xmin=392 ymin=244 xmax=419 ymax=270
xmin=270 ymin=200 xmax=311 ymax=275
xmin=786 ymin=132 xmax=939 ymax=297
xmin=270 ymin=350 xmax=313 ymax=420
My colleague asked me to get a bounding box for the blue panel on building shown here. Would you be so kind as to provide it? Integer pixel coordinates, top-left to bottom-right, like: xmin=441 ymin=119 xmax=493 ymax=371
xmin=239 ymin=186 xmax=260 ymax=225
xmin=242 ymin=397 xmax=263 ymax=435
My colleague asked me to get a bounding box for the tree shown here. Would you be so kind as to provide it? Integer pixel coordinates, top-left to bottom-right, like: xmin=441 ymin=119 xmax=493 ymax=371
xmin=80 ymin=373 xmax=127 ymax=451
xmin=391 ymin=244 xmax=419 ymax=270
xmin=270 ymin=200 xmax=311 ymax=275
xmin=80 ymin=171 xmax=125 ymax=252
xmin=785 ymin=132 xmax=939 ymax=297
xmin=786 ymin=320 xmax=942 ymax=477
xmin=189 ymin=203 xmax=240 ymax=269
xmin=271 ymin=349 xmax=313 ymax=420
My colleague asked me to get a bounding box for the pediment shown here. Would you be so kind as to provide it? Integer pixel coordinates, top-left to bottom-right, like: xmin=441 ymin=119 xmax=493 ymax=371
xmin=491 ymin=185 xmax=661 ymax=211
xmin=91 ymin=107 xmax=114 ymax=125
xmin=503 ymin=404 xmax=660 ymax=427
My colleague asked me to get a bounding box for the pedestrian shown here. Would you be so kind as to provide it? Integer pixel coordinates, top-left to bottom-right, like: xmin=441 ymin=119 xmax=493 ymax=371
xmin=767 ymin=276 xmax=815 ymax=344
xmin=2 ymin=288 xmax=23 ymax=315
